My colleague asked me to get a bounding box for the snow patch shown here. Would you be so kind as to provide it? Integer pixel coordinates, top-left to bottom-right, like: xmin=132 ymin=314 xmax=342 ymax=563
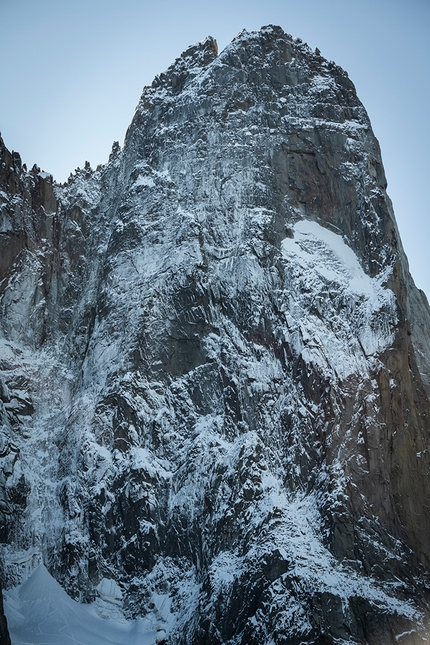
xmin=281 ymin=219 xmax=396 ymax=378
xmin=96 ymin=578 xmax=123 ymax=603
xmin=4 ymin=565 xmax=169 ymax=645
xmin=133 ymin=175 xmax=155 ymax=188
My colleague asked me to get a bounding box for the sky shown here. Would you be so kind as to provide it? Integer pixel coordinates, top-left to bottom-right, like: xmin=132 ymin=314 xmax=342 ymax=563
xmin=1 ymin=0 xmax=429 ymax=298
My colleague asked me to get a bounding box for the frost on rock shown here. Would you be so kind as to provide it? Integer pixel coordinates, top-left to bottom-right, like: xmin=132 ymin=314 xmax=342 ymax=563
xmin=1 ymin=25 xmax=430 ymax=645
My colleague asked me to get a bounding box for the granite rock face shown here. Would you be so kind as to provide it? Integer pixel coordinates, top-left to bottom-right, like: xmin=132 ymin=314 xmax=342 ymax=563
xmin=1 ymin=25 xmax=430 ymax=644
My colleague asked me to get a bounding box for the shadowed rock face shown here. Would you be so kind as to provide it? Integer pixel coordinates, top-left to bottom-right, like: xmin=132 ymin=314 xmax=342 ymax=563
xmin=0 ymin=581 xmax=11 ymax=645
xmin=1 ymin=25 xmax=430 ymax=644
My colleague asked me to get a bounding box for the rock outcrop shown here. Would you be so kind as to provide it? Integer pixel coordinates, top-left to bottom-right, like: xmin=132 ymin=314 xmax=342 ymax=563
xmin=1 ymin=25 xmax=430 ymax=644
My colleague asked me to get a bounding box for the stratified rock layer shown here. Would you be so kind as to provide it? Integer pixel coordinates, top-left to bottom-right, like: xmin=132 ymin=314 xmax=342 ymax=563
xmin=1 ymin=25 xmax=430 ymax=644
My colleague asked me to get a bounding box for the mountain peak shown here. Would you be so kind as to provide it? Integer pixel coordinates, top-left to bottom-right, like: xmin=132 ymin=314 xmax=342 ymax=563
xmin=150 ymin=34 xmax=218 ymax=94
xmin=2 ymin=26 xmax=430 ymax=645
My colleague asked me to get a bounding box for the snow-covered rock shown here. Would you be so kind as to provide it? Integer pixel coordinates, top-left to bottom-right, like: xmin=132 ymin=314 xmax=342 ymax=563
xmin=1 ymin=25 xmax=430 ymax=645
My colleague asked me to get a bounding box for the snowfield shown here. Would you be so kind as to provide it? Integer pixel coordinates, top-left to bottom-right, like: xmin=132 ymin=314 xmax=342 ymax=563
xmin=5 ymin=565 xmax=171 ymax=645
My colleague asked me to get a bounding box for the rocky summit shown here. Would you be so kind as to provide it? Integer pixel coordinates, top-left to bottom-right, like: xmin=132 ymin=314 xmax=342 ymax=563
xmin=1 ymin=25 xmax=430 ymax=645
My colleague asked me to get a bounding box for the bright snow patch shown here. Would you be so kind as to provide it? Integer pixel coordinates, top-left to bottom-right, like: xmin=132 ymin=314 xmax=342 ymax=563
xmin=4 ymin=565 xmax=170 ymax=645
xmin=283 ymin=219 xmax=382 ymax=301
xmin=133 ymin=175 xmax=155 ymax=188
xmin=281 ymin=219 xmax=396 ymax=379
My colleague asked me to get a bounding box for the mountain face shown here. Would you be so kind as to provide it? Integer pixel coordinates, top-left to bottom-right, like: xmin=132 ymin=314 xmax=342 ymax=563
xmin=1 ymin=24 xmax=430 ymax=644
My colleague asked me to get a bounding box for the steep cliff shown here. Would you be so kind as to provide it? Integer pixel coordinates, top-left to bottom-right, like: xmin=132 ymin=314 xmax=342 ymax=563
xmin=1 ymin=25 xmax=430 ymax=645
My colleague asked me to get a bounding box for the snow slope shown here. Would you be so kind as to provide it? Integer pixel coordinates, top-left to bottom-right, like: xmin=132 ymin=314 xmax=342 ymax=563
xmin=4 ymin=565 xmax=171 ymax=645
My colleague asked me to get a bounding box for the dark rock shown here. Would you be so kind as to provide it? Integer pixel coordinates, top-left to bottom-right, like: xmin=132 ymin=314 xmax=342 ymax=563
xmin=0 ymin=580 xmax=11 ymax=645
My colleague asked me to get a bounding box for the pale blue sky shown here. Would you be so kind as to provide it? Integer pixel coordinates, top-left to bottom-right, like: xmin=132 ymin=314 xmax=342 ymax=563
xmin=1 ymin=0 xmax=429 ymax=297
